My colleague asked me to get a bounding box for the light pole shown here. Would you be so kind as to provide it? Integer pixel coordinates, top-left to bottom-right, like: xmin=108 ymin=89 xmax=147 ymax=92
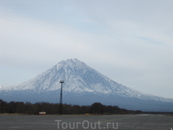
xmin=59 ymin=80 xmax=64 ymax=114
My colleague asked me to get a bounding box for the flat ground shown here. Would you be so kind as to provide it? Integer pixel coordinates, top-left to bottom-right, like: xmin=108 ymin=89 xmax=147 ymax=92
xmin=0 ymin=114 xmax=173 ymax=130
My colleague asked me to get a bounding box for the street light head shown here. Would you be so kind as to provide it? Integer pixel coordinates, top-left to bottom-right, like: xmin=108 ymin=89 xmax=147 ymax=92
xmin=60 ymin=80 xmax=64 ymax=83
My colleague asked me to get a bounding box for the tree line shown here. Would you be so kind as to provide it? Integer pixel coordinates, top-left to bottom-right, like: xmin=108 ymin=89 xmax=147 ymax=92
xmin=0 ymin=99 xmax=142 ymax=115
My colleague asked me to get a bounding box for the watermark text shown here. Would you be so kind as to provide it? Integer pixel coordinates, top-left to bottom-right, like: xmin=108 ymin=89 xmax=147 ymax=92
xmin=55 ymin=120 xmax=118 ymax=129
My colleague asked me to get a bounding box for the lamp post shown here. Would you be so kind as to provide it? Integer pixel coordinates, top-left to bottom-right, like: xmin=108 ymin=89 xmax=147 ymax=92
xmin=59 ymin=80 xmax=64 ymax=114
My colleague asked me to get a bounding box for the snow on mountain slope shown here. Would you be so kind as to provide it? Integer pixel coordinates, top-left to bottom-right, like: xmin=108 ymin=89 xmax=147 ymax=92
xmin=2 ymin=59 xmax=173 ymax=103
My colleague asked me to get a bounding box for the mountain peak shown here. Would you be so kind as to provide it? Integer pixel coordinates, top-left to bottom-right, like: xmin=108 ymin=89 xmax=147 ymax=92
xmin=59 ymin=58 xmax=82 ymax=65
xmin=56 ymin=59 xmax=89 ymax=70
xmin=61 ymin=58 xmax=80 ymax=63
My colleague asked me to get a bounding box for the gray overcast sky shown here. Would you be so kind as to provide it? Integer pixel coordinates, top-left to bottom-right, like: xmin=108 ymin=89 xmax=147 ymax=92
xmin=0 ymin=0 xmax=173 ymax=98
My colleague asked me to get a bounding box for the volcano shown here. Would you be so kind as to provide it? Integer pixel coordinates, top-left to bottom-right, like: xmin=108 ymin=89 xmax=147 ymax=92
xmin=0 ymin=59 xmax=173 ymax=111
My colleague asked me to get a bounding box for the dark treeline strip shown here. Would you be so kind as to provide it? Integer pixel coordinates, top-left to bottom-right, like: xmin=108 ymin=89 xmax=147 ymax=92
xmin=0 ymin=99 xmax=142 ymax=114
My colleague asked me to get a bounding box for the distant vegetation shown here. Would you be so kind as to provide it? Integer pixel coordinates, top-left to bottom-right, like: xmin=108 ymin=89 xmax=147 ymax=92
xmin=0 ymin=99 xmax=142 ymax=115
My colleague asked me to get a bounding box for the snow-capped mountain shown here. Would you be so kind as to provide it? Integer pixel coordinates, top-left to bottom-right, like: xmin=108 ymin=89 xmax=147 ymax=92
xmin=0 ymin=59 xmax=173 ymax=111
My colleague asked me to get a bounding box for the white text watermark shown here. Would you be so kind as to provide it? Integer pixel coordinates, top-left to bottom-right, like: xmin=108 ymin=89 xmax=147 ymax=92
xmin=55 ymin=120 xmax=118 ymax=129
